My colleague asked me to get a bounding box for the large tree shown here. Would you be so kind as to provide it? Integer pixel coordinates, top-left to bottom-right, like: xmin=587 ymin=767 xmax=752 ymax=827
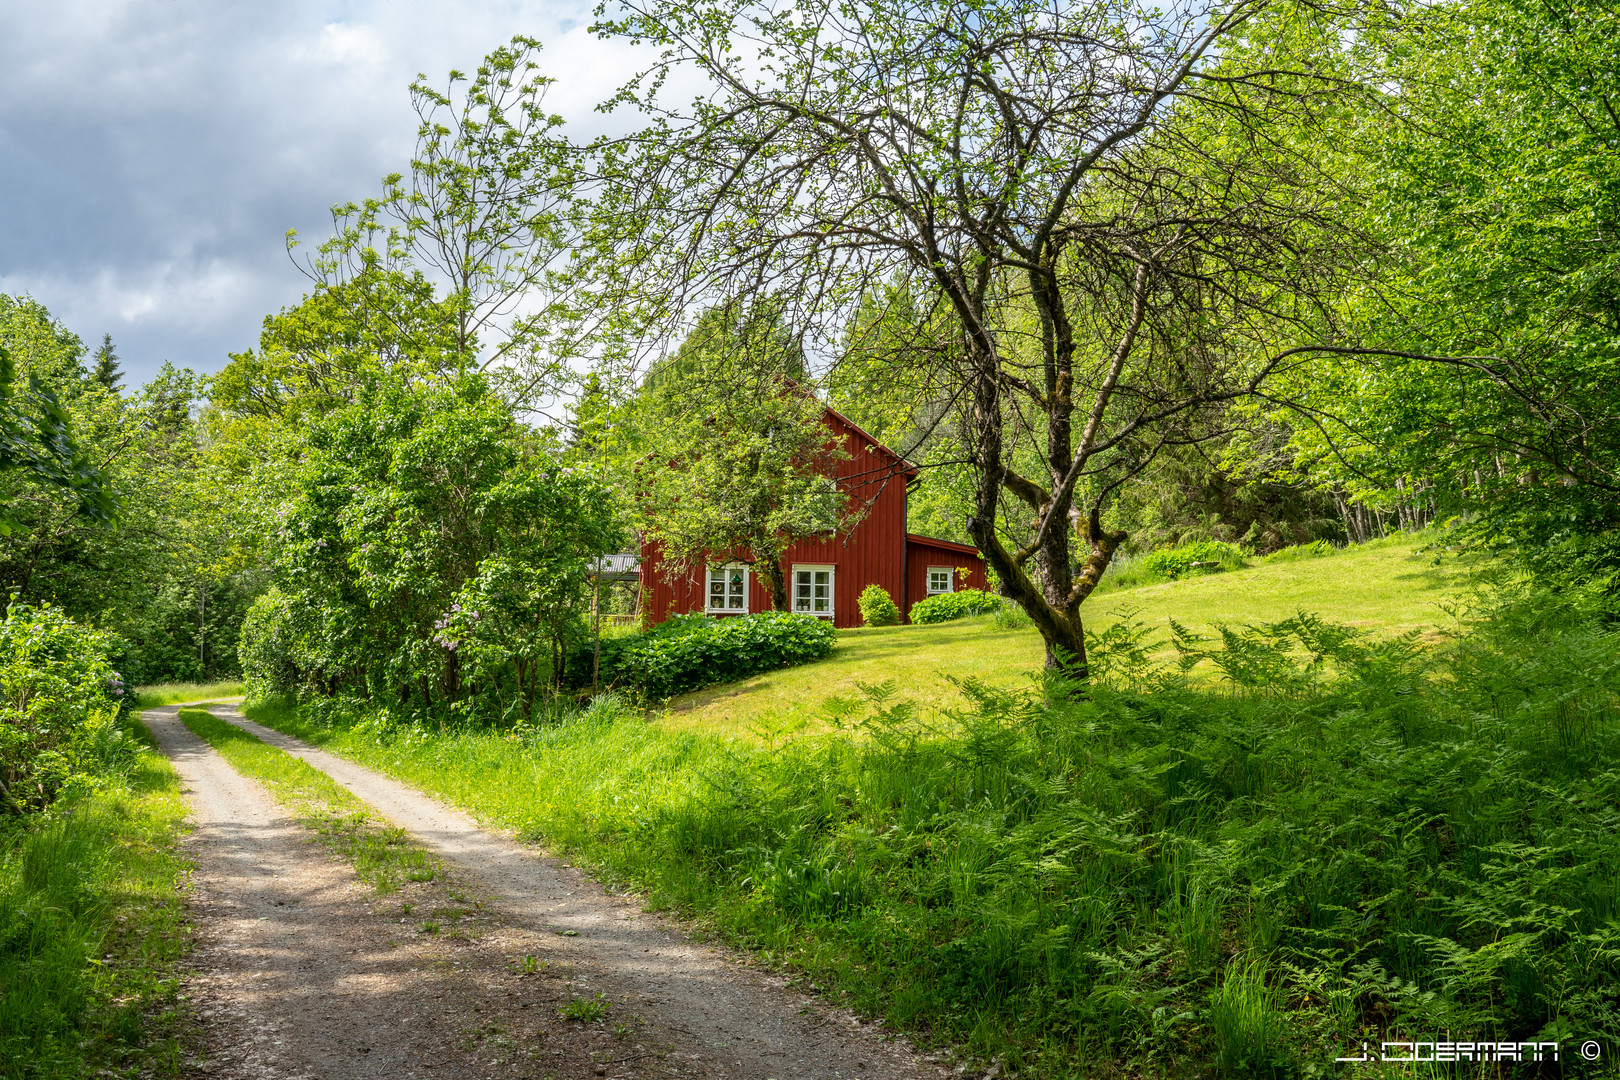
xmin=632 ymin=304 xmax=850 ymax=611
xmin=588 ymin=0 xmax=1361 ymax=674
xmin=298 ymin=37 xmax=594 ymax=411
xmin=1271 ymin=0 xmax=1620 ymax=567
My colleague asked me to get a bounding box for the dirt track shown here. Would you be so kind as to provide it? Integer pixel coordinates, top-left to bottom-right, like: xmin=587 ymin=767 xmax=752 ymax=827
xmin=145 ymin=703 xmax=949 ymax=1080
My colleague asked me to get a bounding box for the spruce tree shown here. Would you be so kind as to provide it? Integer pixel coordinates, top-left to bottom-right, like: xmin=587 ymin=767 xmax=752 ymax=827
xmin=92 ymin=333 xmax=122 ymax=393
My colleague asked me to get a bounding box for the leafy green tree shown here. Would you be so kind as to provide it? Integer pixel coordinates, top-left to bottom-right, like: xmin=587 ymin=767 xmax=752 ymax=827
xmin=0 ymin=298 xmax=118 ymax=534
xmin=300 ymin=37 xmax=588 ymax=409
xmin=1275 ymin=0 xmax=1620 ymax=567
xmin=247 ymin=372 xmax=622 ymax=716
xmin=213 ymin=268 xmax=461 ymax=422
xmin=632 ymin=305 xmax=853 ymax=611
xmin=589 ymin=0 xmax=1361 ymax=674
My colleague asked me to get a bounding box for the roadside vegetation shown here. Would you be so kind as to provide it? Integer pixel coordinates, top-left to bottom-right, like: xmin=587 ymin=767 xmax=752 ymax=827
xmin=245 ymin=579 xmax=1620 ymax=1076
xmin=0 ymin=720 xmax=192 ymax=1079
xmin=133 ymin=682 xmax=246 ymax=709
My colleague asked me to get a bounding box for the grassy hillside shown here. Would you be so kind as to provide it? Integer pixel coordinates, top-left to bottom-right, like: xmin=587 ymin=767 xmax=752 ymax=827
xmin=662 ymin=533 xmax=1474 ymax=737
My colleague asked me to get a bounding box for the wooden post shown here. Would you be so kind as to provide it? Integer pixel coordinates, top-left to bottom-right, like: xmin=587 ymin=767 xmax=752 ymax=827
xmin=591 ymin=568 xmax=602 ymax=697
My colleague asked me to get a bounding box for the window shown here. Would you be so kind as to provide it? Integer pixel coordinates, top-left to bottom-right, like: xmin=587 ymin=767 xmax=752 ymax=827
xmin=927 ymin=567 xmax=954 ymax=595
xmin=706 ymin=563 xmax=749 ymax=612
xmin=793 ymin=565 xmax=834 ymax=616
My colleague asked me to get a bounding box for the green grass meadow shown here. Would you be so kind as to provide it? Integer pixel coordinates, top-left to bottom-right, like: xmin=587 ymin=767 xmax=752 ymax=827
xmin=0 ymin=715 xmax=193 ymax=1079
xmin=241 ymin=543 xmax=1620 ymax=1077
xmin=132 ymin=682 xmax=246 ymax=709
xmin=665 ymin=534 xmax=1471 ymax=738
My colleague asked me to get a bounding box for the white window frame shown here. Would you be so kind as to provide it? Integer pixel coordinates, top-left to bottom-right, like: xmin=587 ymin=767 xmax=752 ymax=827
xmin=706 ymin=562 xmax=750 ymax=614
xmin=927 ymin=566 xmax=955 ymax=596
xmin=791 ymin=564 xmax=836 ymax=618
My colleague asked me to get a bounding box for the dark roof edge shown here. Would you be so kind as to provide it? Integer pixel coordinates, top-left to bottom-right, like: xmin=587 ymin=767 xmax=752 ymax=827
xmin=904 ymin=533 xmax=984 ymax=557
xmin=822 ymin=404 xmax=920 ymax=478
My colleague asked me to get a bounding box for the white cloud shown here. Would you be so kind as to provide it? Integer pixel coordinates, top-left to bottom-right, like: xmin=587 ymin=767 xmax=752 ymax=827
xmin=0 ymin=0 xmax=652 ymax=385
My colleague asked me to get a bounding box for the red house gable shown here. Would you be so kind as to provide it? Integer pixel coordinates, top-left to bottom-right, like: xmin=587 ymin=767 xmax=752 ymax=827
xmin=639 ymin=406 xmax=988 ymax=628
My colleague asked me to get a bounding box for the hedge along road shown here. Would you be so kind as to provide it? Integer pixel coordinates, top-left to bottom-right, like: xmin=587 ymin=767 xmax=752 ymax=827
xmin=145 ymin=701 xmax=946 ymax=1080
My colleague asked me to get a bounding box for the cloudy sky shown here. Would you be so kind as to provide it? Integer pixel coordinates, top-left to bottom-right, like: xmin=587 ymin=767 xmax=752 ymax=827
xmin=1 ymin=0 xmax=642 ymax=387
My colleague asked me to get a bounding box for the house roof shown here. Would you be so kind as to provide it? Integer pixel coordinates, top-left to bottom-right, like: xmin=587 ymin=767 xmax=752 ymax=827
xmin=905 ymin=533 xmax=984 ymax=557
xmin=822 ymin=404 xmax=920 ymax=481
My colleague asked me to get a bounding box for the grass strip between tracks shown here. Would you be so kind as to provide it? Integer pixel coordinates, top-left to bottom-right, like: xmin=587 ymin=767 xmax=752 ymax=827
xmin=177 ymin=707 xmax=437 ymax=894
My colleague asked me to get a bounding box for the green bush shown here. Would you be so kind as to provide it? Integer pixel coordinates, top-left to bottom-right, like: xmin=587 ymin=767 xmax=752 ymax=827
xmin=908 ymin=588 xmax=1003 ymax=624
xmin=856 ymin=584 xmax=900 ymax=627
xmin=1260 ymin=539 xmax=1336 ymax=563
xmin=0 ymin=604 xmax=128 ymax=815
xmin=1129 ymin=539 xmax=1247 ymax=583
xmin=583 ymin=612 xmax=836 ymax=698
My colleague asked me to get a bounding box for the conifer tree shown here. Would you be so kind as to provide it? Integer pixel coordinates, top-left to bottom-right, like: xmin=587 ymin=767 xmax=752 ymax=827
xmin=92 ymin=333 xmax=122 ymax=393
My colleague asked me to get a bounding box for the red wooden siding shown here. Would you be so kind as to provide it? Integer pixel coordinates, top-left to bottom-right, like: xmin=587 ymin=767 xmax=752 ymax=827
xmin=639 ymin=406 xmax=917 ymax=629
xmin=902 ymin=534 xmax=989 ymax=620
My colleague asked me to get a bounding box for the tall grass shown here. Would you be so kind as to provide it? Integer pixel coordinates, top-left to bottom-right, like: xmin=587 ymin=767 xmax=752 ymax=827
xmin=0 ymin=721 xmax=191 ymax=1078
xmin=245 ymin=586 xmax=1620 ymax=1076
xmin=133 ymin=681 xmax=245 ymax=708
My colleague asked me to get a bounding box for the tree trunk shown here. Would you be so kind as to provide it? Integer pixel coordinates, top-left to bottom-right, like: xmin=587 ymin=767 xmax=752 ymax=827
xmin=757 ymin=557 xmax=789 ymax=612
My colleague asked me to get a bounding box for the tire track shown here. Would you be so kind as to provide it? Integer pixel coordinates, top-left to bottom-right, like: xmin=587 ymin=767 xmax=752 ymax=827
xmin=196 ymin=702 xmax=946 ymax=1080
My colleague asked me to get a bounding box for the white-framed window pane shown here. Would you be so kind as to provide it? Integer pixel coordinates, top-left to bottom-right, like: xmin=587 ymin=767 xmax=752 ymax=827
xmin=708 ymin=564 xmax=749 ymax=611
xmin=928 ymin=568 xmax=953 ymax=594
xmin=793 ymin=567 xmax=834 ymax=616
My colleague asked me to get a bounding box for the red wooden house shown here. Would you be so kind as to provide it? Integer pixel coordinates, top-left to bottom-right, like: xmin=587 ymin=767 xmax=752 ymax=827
xmin=639 ymin=406 xmax=989 ymax=628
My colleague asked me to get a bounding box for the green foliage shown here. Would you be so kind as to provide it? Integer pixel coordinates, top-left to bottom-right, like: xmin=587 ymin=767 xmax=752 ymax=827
xmin=581 ymin=612 xmax=836 ymax=699
xmin=1103 ymin=541 xmax=1248 ymax=591
xmin=632 ymin=304 xmax=852 ymax=612
xmin=303 ymin=37 xmax=581 ymax=409
xmin=244 ymin=372 xmax=623 ymax=718
xmin=0 ymin=731 xmax=190 ymax=1078
xmin=90 ymin=334 xmax=122 ymax=394
xmin=247 ymin=586 xmax=1620 ymax=1076
xmin=0 ymin=604 xmax=127 ymax=815
xmin=907 ymin=588 xmax=1002 ymax=625
xmin=855 ymin=584 xmax=900 ymax=627
xmin=0 ymin=298 xmax=118 ymax=533
xmin=1259 ymin=539 xmax=1335 ymax=564
xmin=1136 ymin=540 xmax=1247 ymax=581
xmin=212 ymin=268 xmax=461 ymax=422
xmin=560 ymin=993 xmax=610 ymax=1022
xmin=1274 ymin=0 xmax=1620 ymax=560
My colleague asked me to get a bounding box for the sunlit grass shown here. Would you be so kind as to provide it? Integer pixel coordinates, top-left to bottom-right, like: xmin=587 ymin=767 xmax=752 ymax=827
xmin=0 ymin=720 xmax=192 ymax=1078
xmin=133 ymin=681 xmax=245 ymax=708
xmin=660 ymin=531 xmax=1477 ymax=739
xmin=176 ymin=708 xmax=435 ymax=893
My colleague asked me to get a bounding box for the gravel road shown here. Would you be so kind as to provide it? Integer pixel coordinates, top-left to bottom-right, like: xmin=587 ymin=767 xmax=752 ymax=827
xmin=145 ymin=702 xmax=948 ymax=1080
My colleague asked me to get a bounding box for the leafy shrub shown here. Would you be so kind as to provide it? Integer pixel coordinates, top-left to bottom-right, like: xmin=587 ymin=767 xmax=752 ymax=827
xmin=908 ymin=588 xmax=1003 ymax=624
xmin=0 ymin=604 xmax=128 ymax=814
xmin=856 ymin=584 xmax=900 ymax=627
xmin=585 ymin=612 xmax=836 ymax=698
xmin=992 ymin=599 xmax=1032 ymax=630
xmin=1109 ymin=539 xmax=1247 ymax=588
